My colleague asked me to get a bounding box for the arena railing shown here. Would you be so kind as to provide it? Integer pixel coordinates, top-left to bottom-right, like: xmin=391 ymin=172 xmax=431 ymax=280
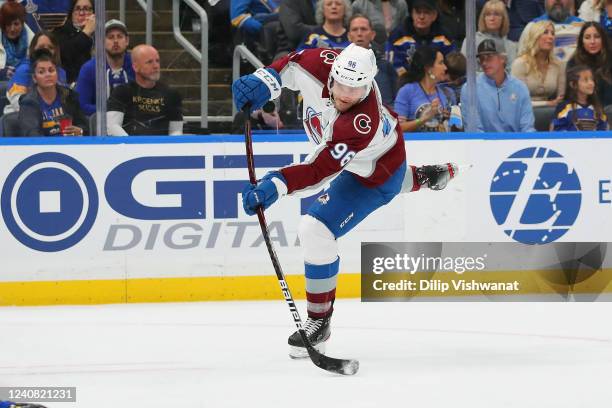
xmin=119 ymin=0 xmax=153 ymax=46
xmin=232 ymin=45 xmax=265 ymax=119
xmin=173 ymin=0 xmax=230 ymax=128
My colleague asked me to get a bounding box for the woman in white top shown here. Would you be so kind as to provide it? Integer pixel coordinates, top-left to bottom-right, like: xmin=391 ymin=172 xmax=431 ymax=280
xmin=461 ymin=0 xmax=517 ymax=68
xmin=511 ymin=20 xmax=566 ymax=107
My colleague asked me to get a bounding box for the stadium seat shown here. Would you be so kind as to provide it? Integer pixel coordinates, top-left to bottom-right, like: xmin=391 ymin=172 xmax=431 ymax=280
xmin=0 ymin=112 xmax=21 ymax=137
xmin=533 ymin=105 xmax=556 ymax=132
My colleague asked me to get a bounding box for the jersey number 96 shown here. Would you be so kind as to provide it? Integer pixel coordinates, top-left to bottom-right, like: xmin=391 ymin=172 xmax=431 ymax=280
xmin=330 ymin=143 xmax=356 ymax=167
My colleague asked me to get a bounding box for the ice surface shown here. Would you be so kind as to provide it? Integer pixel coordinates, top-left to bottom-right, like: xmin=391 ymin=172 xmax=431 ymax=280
xmin=1 ymin=300 xmax=611 ymax=407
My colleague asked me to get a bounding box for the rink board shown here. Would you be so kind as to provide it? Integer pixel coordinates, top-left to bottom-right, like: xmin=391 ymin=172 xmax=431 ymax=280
xmin=1 ymin=132 xmax=611 ymax=305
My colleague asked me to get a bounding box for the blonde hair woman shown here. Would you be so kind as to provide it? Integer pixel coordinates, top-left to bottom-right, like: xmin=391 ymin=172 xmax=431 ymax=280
xmin=461 ymin=0 xmax=517 ymax=68
xmin=511 ymin=20 xmax=565 ymax=107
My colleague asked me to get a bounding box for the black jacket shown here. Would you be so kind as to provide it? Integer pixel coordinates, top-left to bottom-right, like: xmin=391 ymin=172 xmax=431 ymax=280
xmin=54 ymin=21 xmax=94 ymax=83
xmin=279 ymin=0 xmax=317 ymax=50
xmin=18 ymin=85 xmax=89 ymax=137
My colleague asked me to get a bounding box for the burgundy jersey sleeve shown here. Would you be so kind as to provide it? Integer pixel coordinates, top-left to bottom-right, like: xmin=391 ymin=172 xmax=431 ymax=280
xmin=268 ymin=48 xmax=339 ymax=89
xmin=280 ymin=93 xmax=380 ymax=194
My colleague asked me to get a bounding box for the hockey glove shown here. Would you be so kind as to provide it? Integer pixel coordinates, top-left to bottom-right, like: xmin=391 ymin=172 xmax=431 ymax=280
xmin=232 ymin=67 xmax=282 ymax=112
xmin=242 ymin=171 xmax=287 ymax=215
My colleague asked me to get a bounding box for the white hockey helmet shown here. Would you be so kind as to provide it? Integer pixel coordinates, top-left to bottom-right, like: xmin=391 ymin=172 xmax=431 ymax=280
xmin=329 ymin=43 xmax=378 ymax=100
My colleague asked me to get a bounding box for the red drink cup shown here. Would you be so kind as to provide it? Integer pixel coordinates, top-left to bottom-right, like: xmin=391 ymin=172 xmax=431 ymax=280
xmin=59 ymin=117 xmax=72 ymax=135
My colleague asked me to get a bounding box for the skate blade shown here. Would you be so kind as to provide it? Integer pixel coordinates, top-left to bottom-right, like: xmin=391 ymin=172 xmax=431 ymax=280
xmin=289 ymin=341 xmax=326 ymax=359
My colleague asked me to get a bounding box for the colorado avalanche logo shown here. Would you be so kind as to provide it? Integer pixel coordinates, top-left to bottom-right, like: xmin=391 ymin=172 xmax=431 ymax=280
xmin=320 ymin=50 xmax=338 ymax=65
xmin=353 ymin=114 xmax=372 ymax=134
xmin=304 ymin=106 xmax=323 ymax=143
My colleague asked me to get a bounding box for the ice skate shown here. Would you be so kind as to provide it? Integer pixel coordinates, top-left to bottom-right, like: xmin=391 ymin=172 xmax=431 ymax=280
xmin=288 ymin=315 xmax=332 ymax=359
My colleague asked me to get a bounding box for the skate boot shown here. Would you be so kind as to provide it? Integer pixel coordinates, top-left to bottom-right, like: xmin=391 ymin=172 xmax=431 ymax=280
xmin=416 ymin=163 xmax=459 ymax=190
xmin=288 ymin=315 xmax=331 ymax=359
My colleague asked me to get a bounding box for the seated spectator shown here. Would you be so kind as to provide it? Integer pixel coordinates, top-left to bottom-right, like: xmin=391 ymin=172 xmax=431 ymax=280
xmin=54 ymin=0 xmax=95 ymax=84
xmin=231 ymin=101 xmax=284 ymax=133
xmin=347 ymin=13 xmax=398 ymax=105
xmin=4 ymin=30 xmax=66 ymax=113
xmin=578 ymin=0 xmax=612 ymax=38
xmin=17 ymin=48 xmax=87 ymax=136
xmin=441 ymin=50 xmax=466 ymax=103
xmin=297 ymin=0 xmax=351 ymax=50
xmin=518 ymin=0 xmax=584 ymax=62
xmin=512 ymin=21 xmax=565 ymax=106
xmin=394 ymin=46 xmax=456 ymax=132
xmin=75 ymin=19 xmax=134 ymax=117
xmin=231 ymin=0 xmax=279 ymax=37
xmin=461 ymin=39 xmax=535 ymax=132
xmin=279 ymin=0 xmax=317 ymax=51
xmin=567 ymin=21 xmax=612 ymax=105
xmin=387 ymin=0 xmax=456 ymax=75
xmin=230 ymin=0 xmax=279 ymax=61
xmin=478 ymin=0 xmax=547 ymax=42
xmin=107 ymin=45 xmax=183 ymax=136
xmin=552 ymin=64 xmax=609 ymax=129
xmin=438 ymin=0 xmax=466 ymax=44
xmin=0 ymin=0 xmax=34 ymax=80
xmin=462 ymin=0 xmax=517 ymax=69
xmin=351 ymin=0 xmax=408 ymax=55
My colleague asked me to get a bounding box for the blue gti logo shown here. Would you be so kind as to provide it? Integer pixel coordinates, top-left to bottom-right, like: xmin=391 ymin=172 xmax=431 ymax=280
xmin=489 ymin=147 xmax=581 ymax=244
xmin=1 ymin=152 xmax=98 ymax=252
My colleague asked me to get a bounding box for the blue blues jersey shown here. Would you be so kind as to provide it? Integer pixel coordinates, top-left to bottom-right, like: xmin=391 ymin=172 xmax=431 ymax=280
xmin=39 ymin=93 xmax=65 ymax=136
xmin=19 ymin=0 xmax=72 ymax=32
xmin=230 ymin=0 xmax=280 ymax=35
xmin=297 ymin=27 xmax=350 ymax=51
xmin=552 ymin=101 xmax=609 ymax=131
xmin=386 ymin=20 xmax=456 ymax=73
xmin=75 ymin=54 xmax=135 ymax=116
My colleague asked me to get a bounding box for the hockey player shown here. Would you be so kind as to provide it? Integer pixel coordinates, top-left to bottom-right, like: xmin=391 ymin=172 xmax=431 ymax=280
xmin=233 ymin=44 xmax=457 ymax=358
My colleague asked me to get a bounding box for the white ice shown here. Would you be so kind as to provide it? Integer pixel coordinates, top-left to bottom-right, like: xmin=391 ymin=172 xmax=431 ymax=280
xmin=1 ymin=300 xmax=612 ymax=408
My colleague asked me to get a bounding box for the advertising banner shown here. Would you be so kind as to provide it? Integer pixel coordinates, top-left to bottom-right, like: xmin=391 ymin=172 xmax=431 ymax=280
xmin=1 ymin=132 xmax=611 ymax=304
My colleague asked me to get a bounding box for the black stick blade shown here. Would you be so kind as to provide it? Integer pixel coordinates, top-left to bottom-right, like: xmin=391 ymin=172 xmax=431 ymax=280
xmin=307 ymin=345 xmax=360 ymax=375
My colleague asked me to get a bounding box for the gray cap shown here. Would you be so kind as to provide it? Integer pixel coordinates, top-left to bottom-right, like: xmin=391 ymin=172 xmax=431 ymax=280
xmin=476 ymin=38 xmax=506 ymax=57
xmin=105 ymin=19 xmax=128 ymax=35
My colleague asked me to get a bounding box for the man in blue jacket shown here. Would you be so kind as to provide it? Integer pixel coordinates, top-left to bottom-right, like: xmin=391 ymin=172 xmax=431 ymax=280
xmin=75 ymin=19 xmax=135 ymax=116
xmin=461 ymin=39 xmax=535 ymax=133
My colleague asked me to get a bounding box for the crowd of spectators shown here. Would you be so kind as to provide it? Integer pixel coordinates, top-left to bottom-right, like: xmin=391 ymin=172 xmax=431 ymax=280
xmin=0 ymin=0 xmax=184 ymax=136
xmin=0 ymin=0 xmax=611 ymax=136
xmin=232 ymin=0 xmax=611 ymax=133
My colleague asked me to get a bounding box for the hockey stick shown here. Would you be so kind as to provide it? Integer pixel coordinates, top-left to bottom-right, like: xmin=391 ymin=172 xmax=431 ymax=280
xmin=243 ymin=105 xmax=359 ymax=375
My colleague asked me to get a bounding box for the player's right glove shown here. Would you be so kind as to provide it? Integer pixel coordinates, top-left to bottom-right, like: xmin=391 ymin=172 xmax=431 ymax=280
xmin=232 ymin=67 xmax=282 ymax=112
xmin=242 ymin=171 xmax=287 ymax=215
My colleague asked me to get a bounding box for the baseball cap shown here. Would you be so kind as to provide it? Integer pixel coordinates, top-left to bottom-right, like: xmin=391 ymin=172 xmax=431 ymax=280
xmin=105 ymin=19 xmax=128 ymax=35
xmin=476 ymin=39 xmax=506 ymax=57
xmin=411 ymin=0 xmax=438 ymax=11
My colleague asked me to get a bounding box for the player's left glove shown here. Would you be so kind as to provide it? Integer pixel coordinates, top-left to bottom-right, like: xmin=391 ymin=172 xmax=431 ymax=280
xmin=242 ymin=171 xmax=287 ymax=215
xmin=232 ymin=67 xmax=282 ymax=112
